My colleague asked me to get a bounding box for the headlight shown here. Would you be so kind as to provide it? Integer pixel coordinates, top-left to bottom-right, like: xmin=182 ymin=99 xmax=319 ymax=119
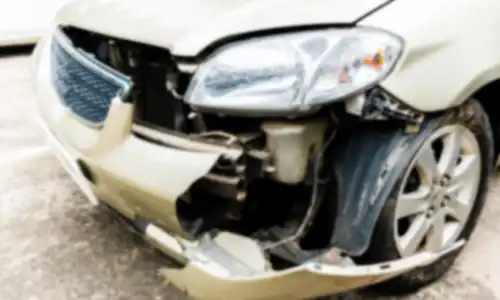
xmin=184 ymin=28 xmax=403 ymax=115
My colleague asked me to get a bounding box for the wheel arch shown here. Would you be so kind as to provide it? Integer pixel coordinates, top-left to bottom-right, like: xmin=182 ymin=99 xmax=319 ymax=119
xmin=327 ymin=99 xmax=495 ymax=257
xmin=471 ymin=79 xmax=500 ymax=161
xmin=327 ymin=117 xmax=444 ymax=256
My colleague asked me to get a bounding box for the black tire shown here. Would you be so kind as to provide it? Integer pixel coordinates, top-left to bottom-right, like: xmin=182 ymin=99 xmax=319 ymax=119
xmin=357 ymin=100 xmax=494 ymax=295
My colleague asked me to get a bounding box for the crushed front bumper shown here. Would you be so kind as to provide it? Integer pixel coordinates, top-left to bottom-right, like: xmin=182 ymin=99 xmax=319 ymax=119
xmin=34 ymin=117 xmax=469 ymax=299
xmin=33 ymin=32 xmax=464 ymax=300
xmin=34 ymin=117 xmax=471 ymax=300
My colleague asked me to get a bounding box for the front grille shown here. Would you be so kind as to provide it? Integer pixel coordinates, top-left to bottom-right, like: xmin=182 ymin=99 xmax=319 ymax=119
xmin=50 ymin=29 xmax=132 ymax=125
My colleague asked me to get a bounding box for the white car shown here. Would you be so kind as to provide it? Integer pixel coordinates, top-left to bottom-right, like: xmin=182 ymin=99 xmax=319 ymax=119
xmin=32 ymin=0 xmax=500 ymax=299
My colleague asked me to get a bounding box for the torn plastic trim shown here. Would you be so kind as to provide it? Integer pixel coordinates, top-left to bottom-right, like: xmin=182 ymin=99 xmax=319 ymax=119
xmin=35 ymin=107 xmax=222 ymax=237
xmin=105 ymin=204 xmax=467 ymax=300
xmin=345 ymin=87 xmax=425 ymax=124
xmin=89 ymin=194 xmax=467 ymax=300
xmin=132 ymin=123 xmax=243 ymax=161
xmin=329 ymin=115 xmax=445 ymax=256
xmin=158 ymin=231 xmax=465 ymax=300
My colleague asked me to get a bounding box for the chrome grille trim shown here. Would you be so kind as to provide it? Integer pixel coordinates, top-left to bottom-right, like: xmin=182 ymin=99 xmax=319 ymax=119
xmin=50 ymin=28 xmax=133 ymax=126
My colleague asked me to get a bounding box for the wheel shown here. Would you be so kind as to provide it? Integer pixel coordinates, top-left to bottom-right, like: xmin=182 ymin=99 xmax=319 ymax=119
xmin=358 ymin=100 xmax=494 ymax=295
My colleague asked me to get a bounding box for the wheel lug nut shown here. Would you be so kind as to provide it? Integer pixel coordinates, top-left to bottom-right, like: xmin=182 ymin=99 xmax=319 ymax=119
xmin=441 ymin=175 xmax=451 ymax=186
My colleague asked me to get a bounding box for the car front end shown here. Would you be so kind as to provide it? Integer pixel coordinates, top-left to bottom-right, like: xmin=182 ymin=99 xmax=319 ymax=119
xmin=32 ymin=0 xmax=484 ymax=299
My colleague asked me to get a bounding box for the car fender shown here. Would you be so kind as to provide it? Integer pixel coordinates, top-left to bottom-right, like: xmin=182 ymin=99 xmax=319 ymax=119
xmin=329 ymin=116 xmax=444 ymax=256
xmin=361 ymin=0 xmax=500 ymax=112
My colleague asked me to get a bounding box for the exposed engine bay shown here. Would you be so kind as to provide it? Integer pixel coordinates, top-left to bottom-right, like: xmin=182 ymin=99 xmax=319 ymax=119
xmin=60 ymin=26 xmax=425 ymax=268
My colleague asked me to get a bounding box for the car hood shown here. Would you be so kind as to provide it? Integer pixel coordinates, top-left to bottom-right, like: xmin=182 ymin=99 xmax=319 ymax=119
xmin=55 ymin=0 xmax=389 ymax=57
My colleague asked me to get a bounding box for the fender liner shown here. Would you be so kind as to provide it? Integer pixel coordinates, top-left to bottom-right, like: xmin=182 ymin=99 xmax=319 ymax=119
xmin=329 ymin=116 xmax=444 ymax=256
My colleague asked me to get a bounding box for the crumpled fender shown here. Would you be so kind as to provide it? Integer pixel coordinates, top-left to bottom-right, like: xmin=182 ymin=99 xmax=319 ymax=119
xmin=330 ymin=117 xmax=444 ymax=256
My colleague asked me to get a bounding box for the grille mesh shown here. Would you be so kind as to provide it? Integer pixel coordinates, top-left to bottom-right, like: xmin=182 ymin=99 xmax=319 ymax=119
xmin=50 ymin=32 xmax=131 ymax=125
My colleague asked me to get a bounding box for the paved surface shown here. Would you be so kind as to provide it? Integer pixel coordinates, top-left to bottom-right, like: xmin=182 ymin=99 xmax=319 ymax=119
xmin=0 ymin=0 xmax=69 ymax=46
xmin=1 ymin=52 xmax=500 ymax=300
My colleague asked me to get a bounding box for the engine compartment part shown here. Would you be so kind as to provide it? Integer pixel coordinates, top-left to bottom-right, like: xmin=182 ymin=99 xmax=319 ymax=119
xmin=262 ymin=125 xmax=337 ymax=253
xmin=262 ymin=120 xmax=327 ymax=184
xmin=345 ymin=88 xmax=425 ymax=124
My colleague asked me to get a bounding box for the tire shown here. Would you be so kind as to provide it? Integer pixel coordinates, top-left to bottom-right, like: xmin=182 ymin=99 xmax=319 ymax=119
xmin=357 ymin=100 xmax=494 ymax=295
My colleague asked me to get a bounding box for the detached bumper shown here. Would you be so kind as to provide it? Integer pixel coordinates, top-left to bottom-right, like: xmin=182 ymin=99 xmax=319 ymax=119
xmin=163 ymin=248 xmax=458 ymax=300
xmin=36 ymin=116 xmax=463 ymax=300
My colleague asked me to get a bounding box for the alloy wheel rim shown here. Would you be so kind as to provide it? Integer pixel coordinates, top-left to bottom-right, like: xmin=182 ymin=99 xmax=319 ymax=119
xmin=394 ymin=124 xmax=481 ymax=257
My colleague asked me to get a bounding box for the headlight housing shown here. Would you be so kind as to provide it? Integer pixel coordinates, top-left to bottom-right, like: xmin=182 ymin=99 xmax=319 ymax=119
xmin=184 ymin=28 xmax=403 ymax=115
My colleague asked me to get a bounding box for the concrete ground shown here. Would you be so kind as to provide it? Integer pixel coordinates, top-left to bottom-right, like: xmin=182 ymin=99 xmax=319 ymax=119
xmin=1 ymin=52 xmax=499 ymax=300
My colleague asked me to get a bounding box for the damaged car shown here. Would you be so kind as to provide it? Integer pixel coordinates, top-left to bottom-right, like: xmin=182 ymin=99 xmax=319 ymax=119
xmin=32 ymin=0 xmax=500 ymax=299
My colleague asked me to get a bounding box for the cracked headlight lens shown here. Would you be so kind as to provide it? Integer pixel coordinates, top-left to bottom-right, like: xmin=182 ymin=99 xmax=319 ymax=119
xmin=184 ymin=28 xmax=403 ymax=115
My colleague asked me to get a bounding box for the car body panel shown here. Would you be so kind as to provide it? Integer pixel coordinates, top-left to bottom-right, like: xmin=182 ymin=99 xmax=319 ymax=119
xmin=362 ymin=0 xmax=500 ymax=111
xmin=34 ymin=35 xmax=220 ymax=235
xmin=54 ymin=0 xmax=500 ymax=113
xmin=163 ymin=244 xmax=455 ymax=300
xmin=55 ymin=0 xmax=389 ymax=57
